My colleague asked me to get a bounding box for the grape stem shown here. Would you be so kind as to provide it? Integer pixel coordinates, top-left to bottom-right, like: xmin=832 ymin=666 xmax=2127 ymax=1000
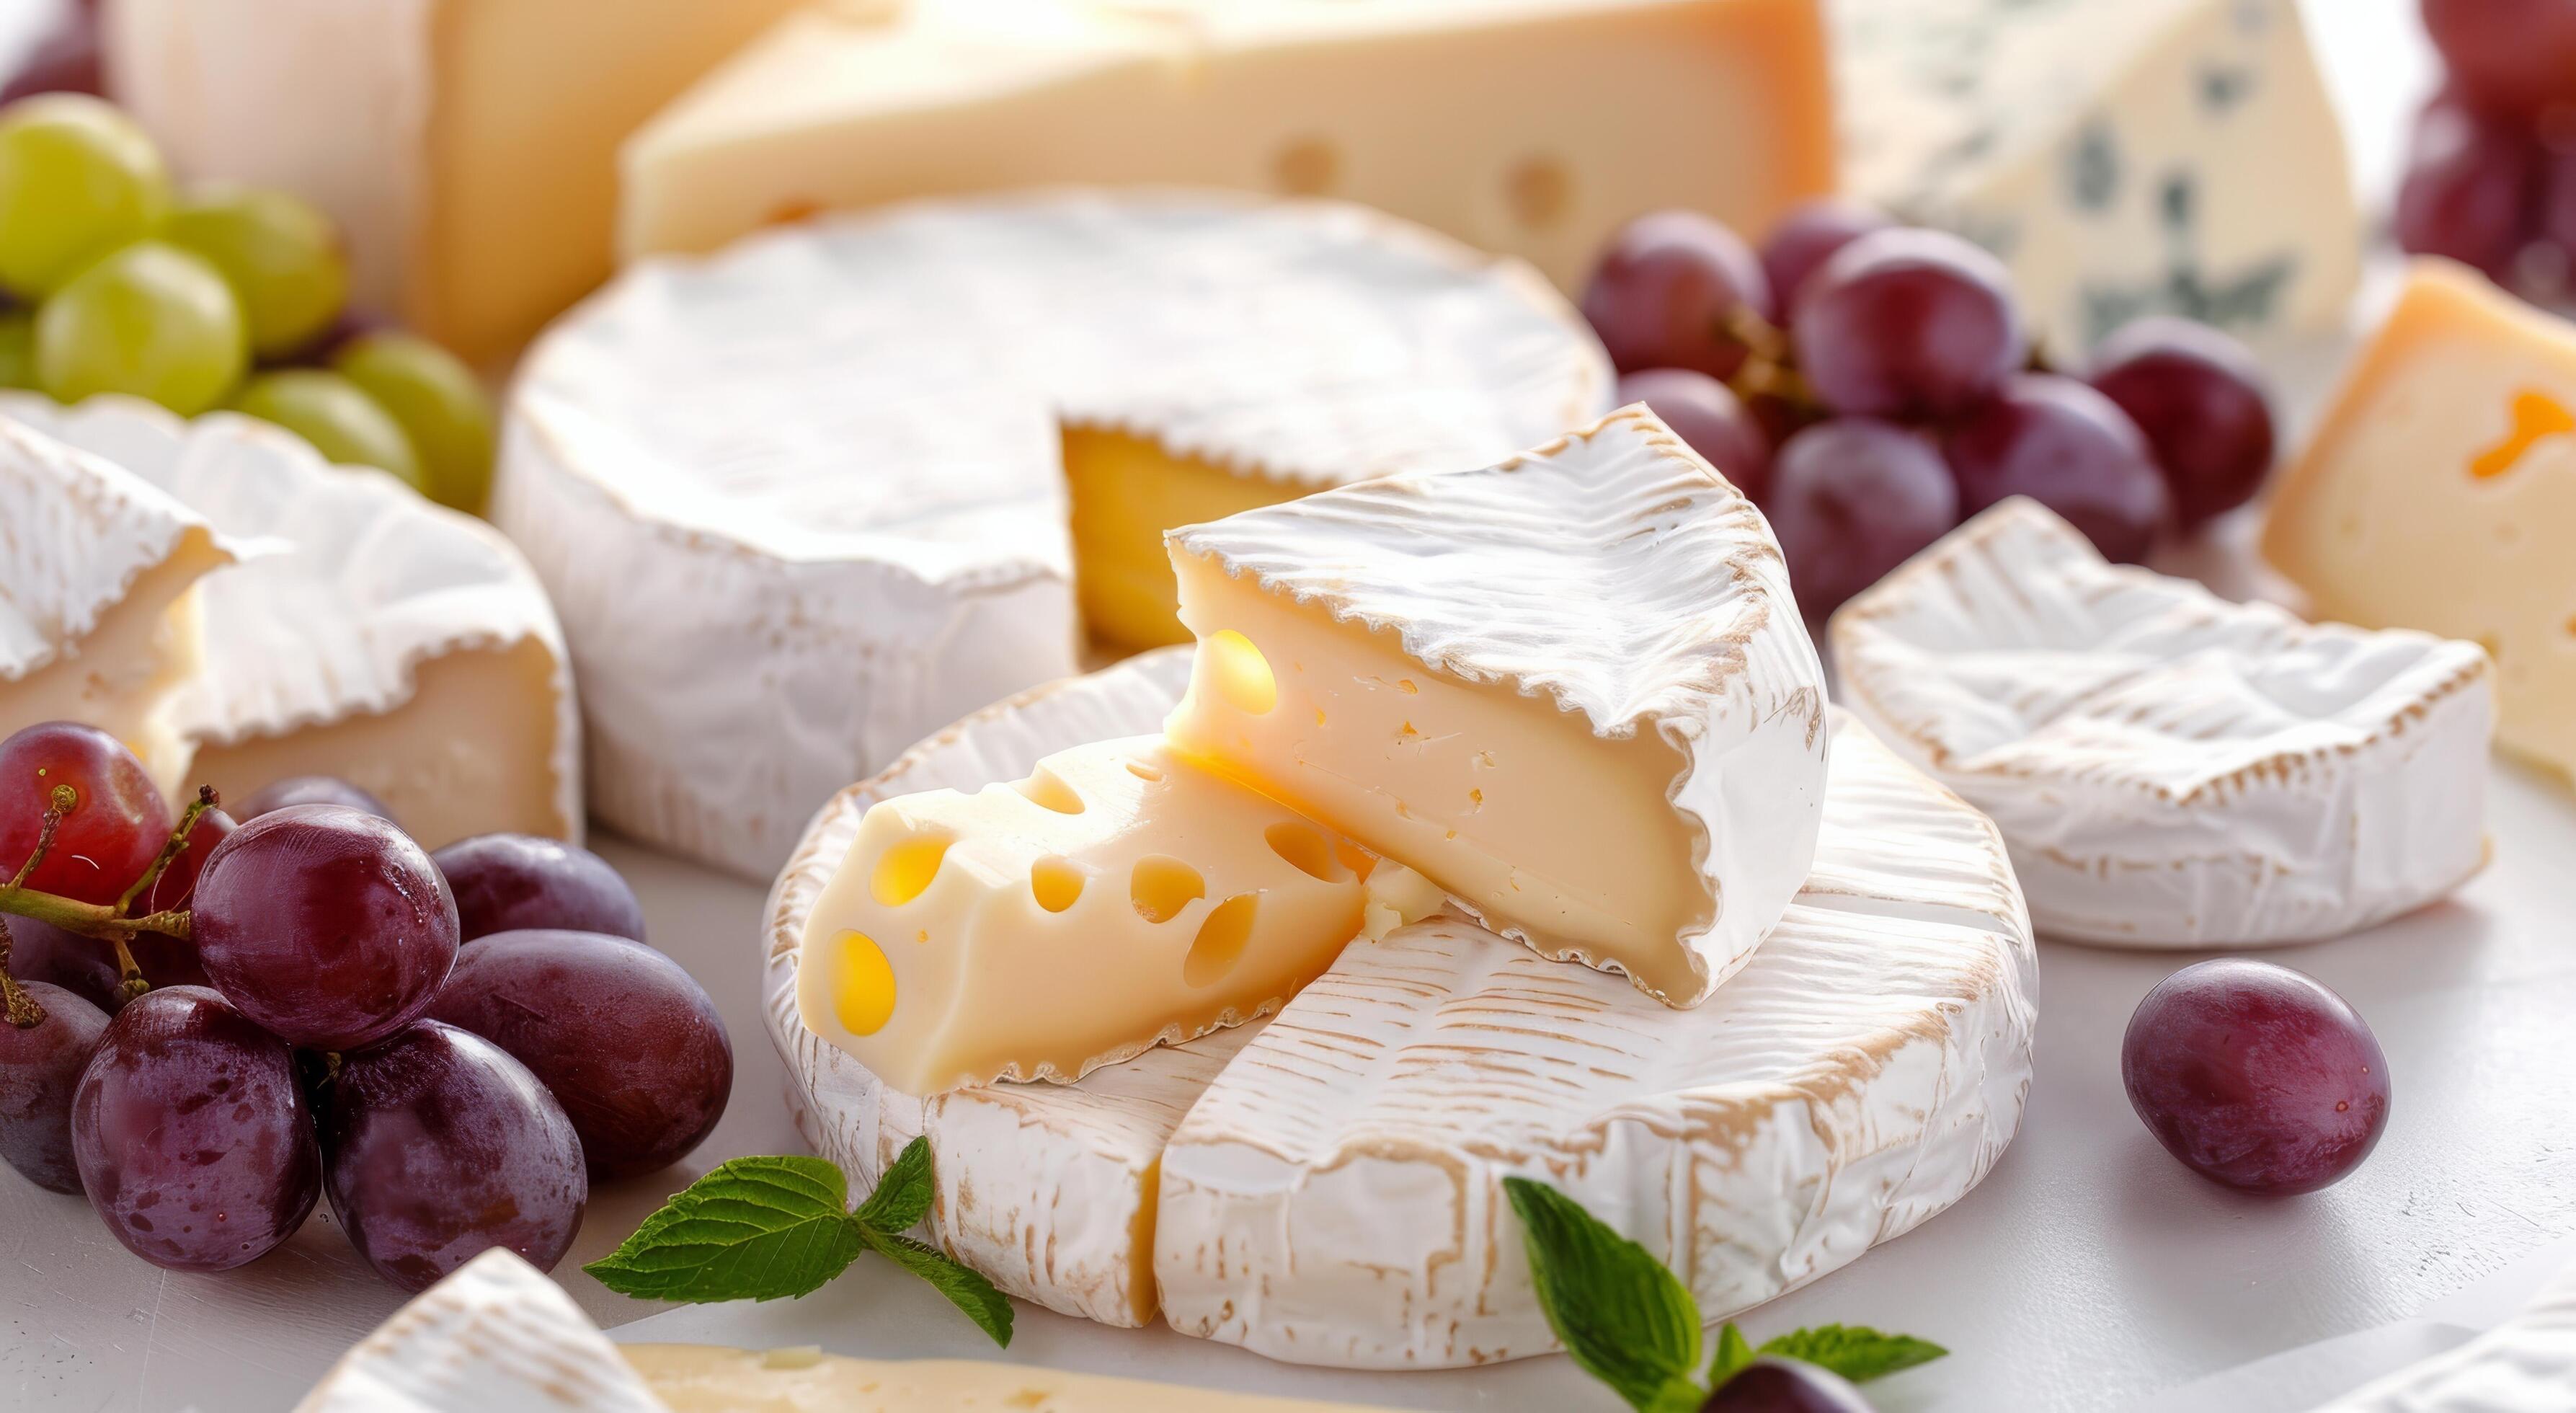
xmin=0 ymin=916 xmax=44 ymax=1029
xmin=2 ymin=786 xmax=72 ymax=894
xmin=1720 ymin=306 xmax=1819 ymax=414
xmin=116 ymin=785 xmax=217 ymax=914
xmin=0 ymin=786 xmax=201 ymax=949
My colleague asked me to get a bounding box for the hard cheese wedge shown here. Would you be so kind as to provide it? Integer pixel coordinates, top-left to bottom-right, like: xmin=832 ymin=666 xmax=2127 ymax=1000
xmin=1163 ymin=405 xmax=1829 ymax=1007
xmin=631 ymin=1346 xmax=1393 ymax=1412
xmin=2265 ymin=260 xmax=2576 ymax=785
xmin=796 ymin=735 xmax=1372 ymax=1097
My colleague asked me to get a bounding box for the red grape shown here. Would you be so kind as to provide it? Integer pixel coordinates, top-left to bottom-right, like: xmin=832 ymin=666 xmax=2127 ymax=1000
xmin=2122 ymin=960 xmax=2390 ymax=1195
xmin=1764 ymin=418 xmax=1958 ymax=617
xmin=191 ymin=805 xmax=458 ymax=1050
xmin=70 ymin=985 xmax=319 ymax=1269
xmin=2421 ymin=0 xmax=2576 ymax=118
xmin=1617 ymin=368 xmax=1774 ymax=503
xmin=7 ymin=916 xmax=119 ymax=1009
xmin=324 ymin=1021 xmax=587 ymax=1292
xmin=0 ymin=4 xmax=101 ymax=105
xmin=1944 ymin=374 xmax=2169 ymax=564
xmin=432 ymin=834 xmax=646 ymax=944
xmin=1793 ymin=228 xmax=2025 ymax=420
xmin=1702 ymin=1359 xmax=1874 ymax=1412
xmin=430 ymin=929 xmax=731 ymax=1180
xmin=1580 ymin=210 xmax=1775 ymax=378
xmin=0 ymin=722 xmax=174 ymax=905
xmin=2086 ymin=317 xmax=2278 ymax=528
xmin=2540 ymin=138 xmax=2576 ymax=270
xmin=120 ymin=805 xmax=237 ymax=993
xmin=236 ymin=775 xmax=393 ymax=825
xmin=2394 ymin=90 xmax=2541 ymax=280
xmin=1 ymin=979 xmax=108 ymax=1192
xmin=1759 ymin=199 xmax=1894 ymax=315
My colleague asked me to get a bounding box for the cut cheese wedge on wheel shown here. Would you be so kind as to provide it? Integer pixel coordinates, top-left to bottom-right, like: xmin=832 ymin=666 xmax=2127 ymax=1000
xmin=767 ymin=650 xmax=2035 ymax=1361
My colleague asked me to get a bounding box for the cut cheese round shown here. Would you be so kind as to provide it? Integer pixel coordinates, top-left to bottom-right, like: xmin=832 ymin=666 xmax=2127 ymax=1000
xmin=1 ymin=394 xmax=581 ymax=851
xmin=499 ymin=190 xmax=1610 ymax=880
xmin=765 ymin=650 xmax=2037 ymax=1363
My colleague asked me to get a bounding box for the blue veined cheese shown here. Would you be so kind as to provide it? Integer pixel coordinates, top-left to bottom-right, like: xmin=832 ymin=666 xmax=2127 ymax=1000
xmin=1839 ymin=0 xmax=2361 ymax=355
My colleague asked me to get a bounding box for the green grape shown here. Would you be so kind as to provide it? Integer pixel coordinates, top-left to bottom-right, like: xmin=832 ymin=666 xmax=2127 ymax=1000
xmin=35 ymin=241 xmax=246 ymax=414
xmin=0 ymin=94 xmax=171 ymax=297
xmin=232 ymin=368 xmax=423 ymax=490
xmin=332 ymin=332 xmax=494 ymax=511
xmin=165 ymin=186 xmax=348 ymax=359
xmin=0 ymin=309 xmax=34 ymax=389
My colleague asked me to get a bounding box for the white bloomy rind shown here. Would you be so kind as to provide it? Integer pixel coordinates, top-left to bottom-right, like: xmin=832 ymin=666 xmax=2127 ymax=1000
xmin=1833 ymin=497 xmax=2492 ymax=948
xmin=2308 ymin=1252 xmax=2576 ymax=1412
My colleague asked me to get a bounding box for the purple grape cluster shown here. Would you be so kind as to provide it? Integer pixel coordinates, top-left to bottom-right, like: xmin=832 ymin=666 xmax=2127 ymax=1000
xmin=2399 ymin=0 xmax=2576 ymax=301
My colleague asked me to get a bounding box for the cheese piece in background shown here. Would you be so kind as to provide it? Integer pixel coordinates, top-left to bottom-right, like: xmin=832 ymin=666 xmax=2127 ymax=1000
xmin=620 ymin=0 xmax=1835 ymax=291
xmin=0 ymin=417 xmax=233 ymax=798
xmin=1839 ymin=0 xmax=2359 ymax=355
xmin=796 ymin=735 xmax=1370 ymax=1097
xmin=631 ymin=1346 xmax=1396 ymax=1412
xmin=1163 ymin=404 xmax=1830 ymax=1009
xmin=101 ymin=0 xmax=807 ymax=361
xmin=2267 ymin=260 xmax=2576 ymax=787
xmin=296 ymin=1249 xmax=667 ymax=1413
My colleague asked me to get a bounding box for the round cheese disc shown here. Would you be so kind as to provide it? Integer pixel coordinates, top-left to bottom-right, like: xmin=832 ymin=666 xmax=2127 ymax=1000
xmin=499 ymin=191 xmax=1610 ymax=878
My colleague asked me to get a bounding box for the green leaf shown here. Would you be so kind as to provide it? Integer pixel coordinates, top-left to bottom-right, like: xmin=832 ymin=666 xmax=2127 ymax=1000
xmin=853 ymin=1135 xmax=935 ymax=1234
xmin=858 ymin=1227 xmax=1015 ymax=1347
xmin=1503 ymin=1176 xmax=1705 ymax=1412
xmin=1759 ymin=1324 xmax=1948 ymax=1383
xmin=584 ymin=1154 xmax=865 ymax=1303
xmin=1708 ymin=1321 xmax=1756 ymax=1385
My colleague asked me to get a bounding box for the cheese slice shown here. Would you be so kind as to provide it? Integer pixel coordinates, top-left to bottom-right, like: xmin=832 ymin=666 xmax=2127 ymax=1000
xmin=1836 ymin=497 xmax=2493 ymax=947
xmin=0 ymin=416 xmax=233 ymax=797
xmin=102 ymin=0 xmax=805 ymax=361
xmin=2306 ymin=1249 xmax=2576 ymax=1412
xmin=4 ymin=394 xmax=581 ymax=850
xmin=1839 ymin=0 xmax=2360 ymax=354
xmin=2265 ymin=261 xmax=2576 ymax=787
xmin=1163 ymin=404 xmax=1828 ymax=1008
xmin=631 ymin=1345 xmax=1393 ymax=1412
xmin=501 ymin=192 xmax=1607 ymax=879
xmin=619 ymin=0 xmax=1835 ymax=293
xmin=296 ymin=1249 xmax=665 ymax=1413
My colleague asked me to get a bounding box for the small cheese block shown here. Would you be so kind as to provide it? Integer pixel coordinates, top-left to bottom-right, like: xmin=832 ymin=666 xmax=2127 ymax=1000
xmin=630 ymin=1345 xmax=1393 ymax=1412
xmin=1840 ymin=0 xmax=2359 ymax=353
xmin=1838 ymin=497 xmax=2492 ymax=947
xmin=296 ymin=1249 xmax=666 ymax=1413
xmin=0 ymin=417 xmax=233 ymax=796
xmin=795 ymin=735 xmax=1369 ymax=1096
xmin=2267 ymin=260 xmax=2576 ymax=788
xmin=1163 ymin=404 xmax=1829 ymax=1007
xmin=620 ymin=0 xmax=1834 ymax=293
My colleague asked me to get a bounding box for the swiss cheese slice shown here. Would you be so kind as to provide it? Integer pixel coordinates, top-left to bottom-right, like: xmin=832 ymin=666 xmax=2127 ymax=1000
xmin=1163 ymin=404 xmax=1828 ymax=1008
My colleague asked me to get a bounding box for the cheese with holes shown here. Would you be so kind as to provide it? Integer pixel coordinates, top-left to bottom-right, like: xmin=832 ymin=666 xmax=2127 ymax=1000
xmin=620 ymin=0 xmax=1835 ymax=292
xmin=297 ymin=1249 xmax=665 ymax=1413
xmin=102 ymin=0 xmax=804 ymax=361
xmin=4 ymin=395 xmax=579 ymax=850
xmin=796 ymin=735 xmax=1369 ymax=1096
xmin=1163 ymin=405 xmax=1827 ymax=1008
xmin=0 ymin=417 xmax=232 ymax=797
xmin=500 ymin=192 xmax=1606 ymax=879
xmin=765 ymin=650 xmax=2034 ymax=1358
xmin=1836 ymin=497 xmax=2492 ymax=947
xmin=1840 ymin=0 xmax=2359 ymax=354
xmin=631 ymin=1346 xmax=1394 ymax=1412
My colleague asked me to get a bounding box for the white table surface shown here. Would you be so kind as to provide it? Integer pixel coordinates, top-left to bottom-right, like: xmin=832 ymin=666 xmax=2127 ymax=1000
xmin=10 ymin=4 xmax=2572 ymax=1412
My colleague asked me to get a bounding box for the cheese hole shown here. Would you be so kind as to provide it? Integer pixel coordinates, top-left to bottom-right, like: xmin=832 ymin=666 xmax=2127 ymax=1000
xmin=1335 ymin=840 xmax=1377 ymax=879
xmin=1266 ymin=822 xmax=1351 ymax=883
xmin=1183 ymin=894 xmax=1260 ymax=988
xmin=1013 ymin=766 xmax=1086 ymax=815
xmin=1031 ymin=857 xmax=1086 ymax=914
xmin=1131 ymin=856 xmax=1206 ymax=923
xmin=1205 ymin=630 xmax=1277 ymax=714
xmin=869 ymin=836 xmax=952 ymax=906
xmin=1505 ymin=155 xmax=1573 ymax=231
xmin=1273 ymin=136 xmax=1340 ymax=195
xmin=1125 ymin=759 xmax=1165 ymax=782
xmin=830 ymin=930 xmax=897 ymax=1037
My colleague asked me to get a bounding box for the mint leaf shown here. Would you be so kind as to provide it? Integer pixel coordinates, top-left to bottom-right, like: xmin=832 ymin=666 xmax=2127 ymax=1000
xmin=1504 ymin=1176 xmax=1705 ymax=1412
xmin=585 ymin=1155 xmax=864 ymax=1302
xmin=854 ymin=1135 xmax=934 ymax=1234
xmin=1759 ymin=1324 xmax=1947 ymax=1383
xmin=859 ymin=1228 xmax=1014 ymax=1347
xmin=1708 ymin=1321 xmax=1756 ymax=1384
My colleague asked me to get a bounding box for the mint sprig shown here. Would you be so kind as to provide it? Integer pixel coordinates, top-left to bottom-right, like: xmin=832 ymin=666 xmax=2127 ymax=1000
xmin=586 ymin=1140 xmax=1013 ymax=1347
xmin=1502 ymin=1175 xmax=1943 ymax=1409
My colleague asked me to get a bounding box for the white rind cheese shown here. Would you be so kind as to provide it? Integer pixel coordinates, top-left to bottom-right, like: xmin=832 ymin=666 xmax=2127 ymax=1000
xmin=1839 ymin=0 xmax=2360 ymax=354
xmin=295 ymin=1249 xmax=667 ymax=1413
xmin=631 ymin=1345 xmax=1395 ymax=1412
xmin=2309 ymin=1252 xmax=2576 ymax=1412
xmin=1834 ymin=498 xmax=2492 ymax=949
xmin=4 ymin=394 xmax=581 ymax=850
xmin=504 ymin=192 xmax=1608 ymax=879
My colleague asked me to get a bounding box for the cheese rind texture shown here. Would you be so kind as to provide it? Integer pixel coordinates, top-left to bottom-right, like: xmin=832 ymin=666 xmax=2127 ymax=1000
xmin=1838 ymin=498 xmax=2492 ymax=947
xmin=631 ymin=1346 xmax=1390 ymax=1412
xmin=1165 ymin=405 xmax=1829 ymax=1007
xmin=502 ymin=192 xmax=1607 ymax=879
xmin=2267 ymin=260 xmax=2576 ymax=788
xmin=794 ymin=735 xmax=1366 ymax=1096
xmin=2308 ymin=1249 xmax=2576 ymax=1412
xmin=1839 ymin=0 xmax=2359 ymax=353
xmin=294 ymin=1249 xmax=667 ymax=1413
xmin=621 ymin=0 xmax=1835 ymax=293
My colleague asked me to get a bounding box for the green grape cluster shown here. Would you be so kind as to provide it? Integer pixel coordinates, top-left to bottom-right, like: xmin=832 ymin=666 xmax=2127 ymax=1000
xmin=0 ymin=93 xmax=496 ymax=511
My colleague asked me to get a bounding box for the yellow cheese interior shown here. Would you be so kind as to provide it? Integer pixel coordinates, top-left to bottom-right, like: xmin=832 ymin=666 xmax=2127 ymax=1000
xmin=795 ymin=734 xmax=1368 ymax=1097
xmin=1163 ymin=547 xmax=1710 ymax=1002
xmin=2265 ymin=261 xmax=2576 ymax=782
xmin=628 ymin=1345 xmax=1387 ymax=1412
xmin=1 ymin=533 xmax=227 ymax=801
xmin=1062 ymin=427 xmax=1314 ymax=654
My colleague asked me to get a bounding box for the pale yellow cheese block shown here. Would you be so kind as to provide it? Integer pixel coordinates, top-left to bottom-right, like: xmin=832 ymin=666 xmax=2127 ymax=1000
xmin=1062 ymin=428 xmax=1319 ymax=653
xmin=629 ymin=1345 xmax=1392 ymax=1412
xmin=3 ymin=552 xmax=221 ymax=801
xmin=2265 ymin=259 xmax=2576 ymax=784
